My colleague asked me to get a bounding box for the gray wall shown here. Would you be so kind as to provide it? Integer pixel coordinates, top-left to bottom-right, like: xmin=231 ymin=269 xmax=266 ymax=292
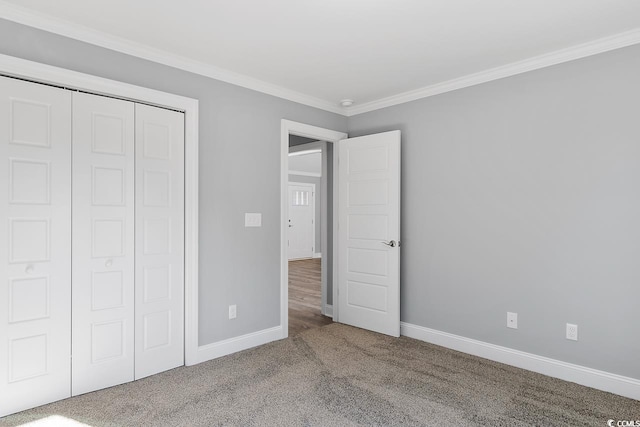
xmin=288 ymin=174 xmax=322 ymax=253
xmin=0 ymin=19 xmax=347 ymax=345
xmin=348 ymin=44 xmax=640 ymax=379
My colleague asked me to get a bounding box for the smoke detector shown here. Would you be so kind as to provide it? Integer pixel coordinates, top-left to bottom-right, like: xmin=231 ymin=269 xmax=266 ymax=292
xmin=340 ymin=99 xmax=354 ymax=108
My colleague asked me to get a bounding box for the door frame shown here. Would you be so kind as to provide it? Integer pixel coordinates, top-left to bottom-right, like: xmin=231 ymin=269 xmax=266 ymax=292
xmin=0 ymin=53 xmax=201 ymax=365
xmin=287 ymin=181 xmax=316 ymax=260
xmin=281 ymin=119 xmax=347 ymax=338
xmin=289 ymin=140 xmax=329 ymax=314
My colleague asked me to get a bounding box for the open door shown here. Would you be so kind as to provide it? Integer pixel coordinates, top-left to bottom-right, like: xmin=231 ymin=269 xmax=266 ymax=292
xmin=337 ymin=130 xmax=401 ymax=337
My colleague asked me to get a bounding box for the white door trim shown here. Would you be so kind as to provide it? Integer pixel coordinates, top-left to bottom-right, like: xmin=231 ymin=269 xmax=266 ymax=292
xmin=288 ymin=170 xmax=322 ymax=178
xmin=0 ymin=53 xmax=200 ymax=366
xmin=281 ymin=120 xmax=347 ymax=338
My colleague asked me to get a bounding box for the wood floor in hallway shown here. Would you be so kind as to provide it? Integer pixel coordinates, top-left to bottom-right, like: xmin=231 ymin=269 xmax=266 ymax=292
xmin=289 ymin=258 xmax=333 ymax=336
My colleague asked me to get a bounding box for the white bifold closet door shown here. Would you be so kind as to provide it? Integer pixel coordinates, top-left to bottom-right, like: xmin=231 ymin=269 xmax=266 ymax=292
xmin=72 ymin=92 xmax=136 ymax=395
xmin=134 ymin=103 xmax=184 ymax=379
xmin=71 ymin=92 xmax=185 ymax=395
xmin=0 ymin=77 xmax=72 ymax=416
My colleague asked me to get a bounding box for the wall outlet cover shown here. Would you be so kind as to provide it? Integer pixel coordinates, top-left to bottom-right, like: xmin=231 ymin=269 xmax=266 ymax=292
xmin=507 ymin=312 xmax=518 ymax=329
xmin=566 ymin=323 xmax=578 ymax=341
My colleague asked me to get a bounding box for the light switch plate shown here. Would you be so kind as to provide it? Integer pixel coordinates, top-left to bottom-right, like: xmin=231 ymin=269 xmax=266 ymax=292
xmin=245 ymin=213 xmax=262 ymax=227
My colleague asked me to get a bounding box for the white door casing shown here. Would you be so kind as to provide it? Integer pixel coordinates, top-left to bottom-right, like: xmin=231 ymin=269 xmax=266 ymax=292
xmin=72 ymin=92 xmax=135 ymax=395
xmin=338 ymin=130 xmax=401 ymax=337
xmin=288 ymin=182 xmax=315 ymax=260
xmin=135 ymin=104 xmax=185 ymax=379
xmin=281 ymin=120 xmax=348 ymax=338
xmin=0 ymin=77 xmax=72 ymax=416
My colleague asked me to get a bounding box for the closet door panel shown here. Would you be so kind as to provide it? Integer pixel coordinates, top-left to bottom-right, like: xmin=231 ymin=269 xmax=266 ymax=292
xmin=0 ymin=77 xmax=71 ymax=416
xmin=135 ymin=104 xmax=184 ymax=379
xmin=72 ymin=92 xmax=135 ymax=395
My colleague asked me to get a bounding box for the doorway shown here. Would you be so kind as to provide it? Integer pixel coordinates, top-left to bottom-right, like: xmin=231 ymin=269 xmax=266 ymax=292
xmin=287 ymin=137 xmax=329 ymax=336
xmin=281 ymin=121 xmax=347 ymax=338
xmin=281 ymin=120 xmax=402 ymax=339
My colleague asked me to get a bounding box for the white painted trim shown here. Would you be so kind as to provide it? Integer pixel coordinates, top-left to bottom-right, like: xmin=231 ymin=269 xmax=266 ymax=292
xmin=313 ymin=252 xmax=322 ymax=259
xmin=281 ymin=120 xmax=347 ymax=339
xmin=401 ymin=322 xmax=640 ymax=401
xmin=4 ymin=2 xmax=640 ymax=117
xmin=289 ymin=149 xmax=322 ymax=157
xmin=0 ymin=53 xmax=200 ymax=367
xmin=289 ymin=143 xmax=324 ymax=155
xmin=183 ymin=103 xmax=200 ymax=366
xmin=0 ymin=1 xmax=343 ymax=115
xmin=323 ymin=304 xmax=333 ymax=317
xmin=195 ymin=326 xmax=283 ymax=363
xmin=288 ymin=170 xmax=322 ymax=178
xmin=346 ymin=28 xmax=640 ymax=116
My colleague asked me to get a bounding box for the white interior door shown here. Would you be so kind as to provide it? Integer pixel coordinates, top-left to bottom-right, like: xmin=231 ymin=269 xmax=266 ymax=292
xmin=288 ymin=183 xmax=315 ymax=260
xmin=72 ymin=92 xmax=135 ymax=395
xmin=135 ymin=104 xmax=184 ymax=379
xmin=337 ymin=130 xmax=401 ymax=337
xmin=0 ymin=77 xmax=72 ymax=416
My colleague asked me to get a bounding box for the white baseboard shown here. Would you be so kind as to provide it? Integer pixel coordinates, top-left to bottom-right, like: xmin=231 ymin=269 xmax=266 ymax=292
xmin=401 ymin=322 xmax=640 ymax=401
xmin=323 ymin=304 xmax=333 ymax=317
xmin=194 ymin=326 xmax=283 ymax=364
xmin=313 ymin=252 xmax=322 ymax=259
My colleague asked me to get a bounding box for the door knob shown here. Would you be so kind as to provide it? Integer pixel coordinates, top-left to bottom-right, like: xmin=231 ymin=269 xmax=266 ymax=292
xmin=381 ymin=240 xmax=397 ymax=248
xmin=105 ymin=259 xmax=113 ymax=268
xmin=25 ymin=265 xmax=34 ymax=274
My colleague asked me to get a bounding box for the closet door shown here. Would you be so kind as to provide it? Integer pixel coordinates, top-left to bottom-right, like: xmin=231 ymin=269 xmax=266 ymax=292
xmin=0 ymin=77 xmax=72 ymax=416
xmin=135 ymin=104 xmax=184 ymax=379
xmin=72 ymin=92 xmax=135 ymax=395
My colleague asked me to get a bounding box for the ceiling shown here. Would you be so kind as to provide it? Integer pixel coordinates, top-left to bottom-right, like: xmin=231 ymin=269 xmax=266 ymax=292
xmin=2 ymin=0 xmax=640 ymax=115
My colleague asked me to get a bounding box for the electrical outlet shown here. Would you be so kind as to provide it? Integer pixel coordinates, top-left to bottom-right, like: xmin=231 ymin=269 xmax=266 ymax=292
xmin=507 ymin=312 xmax=518 ymax=329
xmin=566 ymin=323 xmax=578 ymax=341
xmin=229 ymin=304 xmax=237 ymax=319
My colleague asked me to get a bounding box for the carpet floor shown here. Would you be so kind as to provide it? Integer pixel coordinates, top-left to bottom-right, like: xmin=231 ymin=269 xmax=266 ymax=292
xmin=2 ymin=323 xmax=638 ymax=426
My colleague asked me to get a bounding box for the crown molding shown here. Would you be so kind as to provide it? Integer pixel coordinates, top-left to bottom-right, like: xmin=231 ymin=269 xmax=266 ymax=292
xmin=3 ymin=2 xmax=640 ymax=118
xmin=345 ymin=28 xmax=640 ymax=116
xmin=0 ymin=1 xmax=346 ymax=115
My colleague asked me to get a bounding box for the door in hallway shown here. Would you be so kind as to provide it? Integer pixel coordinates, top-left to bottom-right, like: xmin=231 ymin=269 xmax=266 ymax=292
xmin=288 ymin=183 xmax=315 ymax=260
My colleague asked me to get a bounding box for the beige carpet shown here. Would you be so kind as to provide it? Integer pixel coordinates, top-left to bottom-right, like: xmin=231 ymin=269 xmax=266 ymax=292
xmin=2 ymin=324 xmax=638 ymax=426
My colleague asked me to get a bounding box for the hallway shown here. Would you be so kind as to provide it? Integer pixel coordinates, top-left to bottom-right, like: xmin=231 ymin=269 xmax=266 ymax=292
xmin=288 ymin=258 xmax=333 ymax=336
